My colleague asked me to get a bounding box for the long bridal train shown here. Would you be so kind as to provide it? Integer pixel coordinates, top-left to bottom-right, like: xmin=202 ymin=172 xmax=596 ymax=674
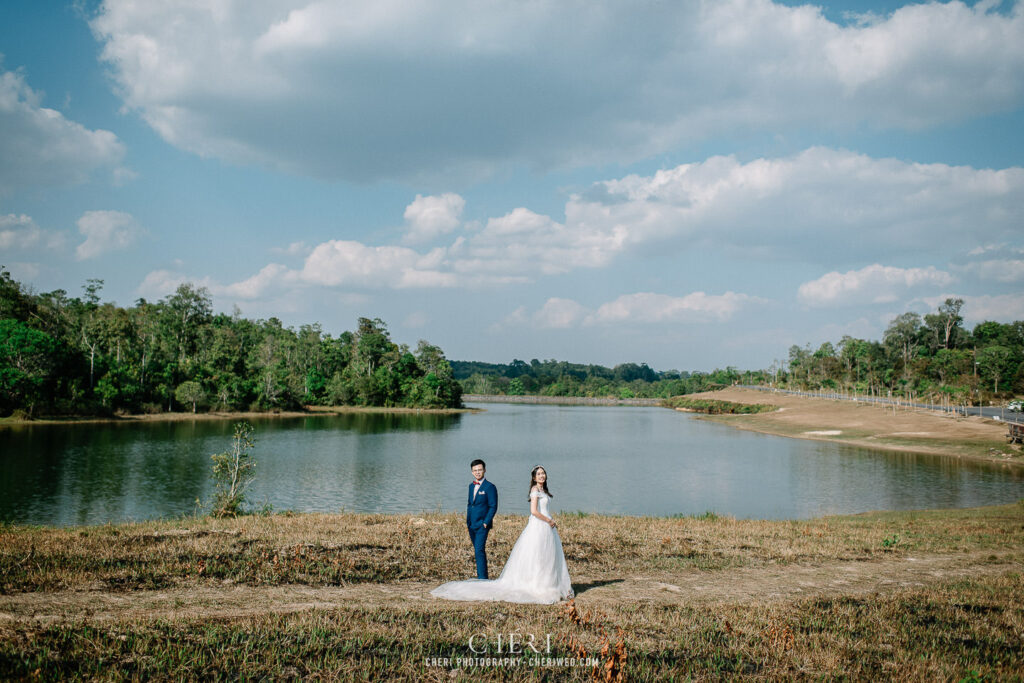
xmin=431 ymin=490 xmax=573 ymax=604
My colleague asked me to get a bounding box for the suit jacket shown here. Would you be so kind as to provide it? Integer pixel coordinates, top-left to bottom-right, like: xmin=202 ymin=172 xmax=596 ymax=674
xmin=466 ymin=479 xmax=497 ymax=529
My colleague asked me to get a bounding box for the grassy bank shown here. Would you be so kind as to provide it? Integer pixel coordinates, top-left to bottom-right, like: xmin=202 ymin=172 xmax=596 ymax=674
xmin=2 ymin=505 xmax=1023 ymax=680
xmin=686 ymin=387 xmax=1024 ymax=468
xmin=664 ymin=396 xmax=777 ymax=414
xmin=0 ymin=404 xmax=478 ymax=428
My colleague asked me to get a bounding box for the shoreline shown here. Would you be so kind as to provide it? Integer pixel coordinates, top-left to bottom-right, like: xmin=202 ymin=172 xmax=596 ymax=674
xmin=0 ymin=404 xmax=480 ymax=428
xmin=463 ymin=393 xmax=663 ymax=406
xmin=687 ymin=387 xmax=1024 ymax=469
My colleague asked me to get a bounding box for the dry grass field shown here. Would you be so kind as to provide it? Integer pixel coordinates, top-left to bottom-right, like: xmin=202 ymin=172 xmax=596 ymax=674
xmin=2 ymin=503 xmax=1023 ymax=680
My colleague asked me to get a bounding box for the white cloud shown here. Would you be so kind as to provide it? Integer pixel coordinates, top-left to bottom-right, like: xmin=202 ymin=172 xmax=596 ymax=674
xmin=954 ymin=245 xmax=1024 ymax=283
xmin=220 ymin=263 xmax=293 ymax=299
xmin=0 ymin=213 xmax=65 ymax=250
xmin=299 ymin=239 xmax=456 ymax=288
xmin=449 ymin=207 xmax=627 ymax=280
xmin=270 ymin=240 xmax=311 ymax=257
xmin=497 ymin=291 xmax=758 ymax=331
xmin=798 ymin=264 xmax=956 ymax=307
xmin=445 ymin=148 xmax=1023 ymax=280
xmin=956 ymin=259 xmax=1024 ymax=283
xmin=577 ymin=148 xmax=1024 ymax=263
xmin=137 ymin=267 xmax=279 ymax=302
xmin=137 ymin=269 xmax=203 ymax=300
xmin=588 ymin=292 xmax=757 ymax=324
xmin=0 ymin=68 xmax=126 ymax=194
xmin=199 ymin=147 xmax=1024 ymax=298
xmin=959 ymin=294 xmax=1024 ymax=322
xmin=534 ymin=298 xmax=589 ymax=329
xmin=90 ymin=0 xmax=1024 ymax=182
xmin=75 ymin=210 xmax=144 ymax=260
xmin=403 ymin=193 xmax=464 ymax=244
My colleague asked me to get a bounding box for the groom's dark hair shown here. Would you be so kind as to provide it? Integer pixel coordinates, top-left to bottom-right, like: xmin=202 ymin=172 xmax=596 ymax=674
xmin=470 ymin=459 xmax=486 ymax=469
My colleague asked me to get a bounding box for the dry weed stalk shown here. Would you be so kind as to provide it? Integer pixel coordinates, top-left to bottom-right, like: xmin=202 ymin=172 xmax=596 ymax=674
xmin=559 ymin=599 xmax=628 ymax=682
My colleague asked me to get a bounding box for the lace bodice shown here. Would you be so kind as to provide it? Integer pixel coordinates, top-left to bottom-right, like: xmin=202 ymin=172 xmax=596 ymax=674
xmin=530 ymin=489 xmax=550 ymax=517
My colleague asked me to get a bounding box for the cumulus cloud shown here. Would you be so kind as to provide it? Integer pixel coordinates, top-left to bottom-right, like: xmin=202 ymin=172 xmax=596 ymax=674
xmin=137 ymin=266 xmax=291 ymax=302
xmin=588 ymin=292 xmax=758 ymax=324
xmin=270 ymin=240 xmax=311 ymax=257
xmin=953 ymin=245 xmax=1024 ymax=283
xmin=136 ymin=269 xmax=206 ymax=300
xmin=957 ymin=258 xmax=1024 ymax=283
xmin=403 ymin=193 xmax=464 ymax=244
xmin=444 ymin=148 xmax=1023 ymax=279
xmin=450 ymin=207 xmax=627 ymax=279
xmin=90 ymin=0 xmax=1024 ymax=181
xmin=0 ymin=68 xmax=126 ymax=194
xmin=578 ymin=148 xmax=1024 ymax=263
xmin=75 ymin=210 xmax=144 ymax=260
xmin=0 ymin=214 xmax=65 ymax=250
xmin=797 ymin=264 xmax=956 ymax=307
xmin=220 ymin=263 xmax=293 ymax=299
xmin=961 ymin=293 xmax=1024 ymax=321
xmin=212 ymin=147 xmax=1022 ymax=299
xmin=498 ymin=291 xmax=758 ymax=330
xmin=299 ymin=239 xmax=456 ymax=288
xmin=534 ymin=298 xmax=590 ymax=329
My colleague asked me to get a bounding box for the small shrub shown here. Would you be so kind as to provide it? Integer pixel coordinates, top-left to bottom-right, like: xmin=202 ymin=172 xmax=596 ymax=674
xmin=210 ymin=421 xmax=257 ymax=517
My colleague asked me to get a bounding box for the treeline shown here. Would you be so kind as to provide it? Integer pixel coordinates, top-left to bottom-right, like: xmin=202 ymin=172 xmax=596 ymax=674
xmin=778 ymin=298 xmax=1023 ymax=403
xmin=452 ymin=358 xmax=741 ymax=399
xmin=0 ymin=269 xmax=461 ymax=417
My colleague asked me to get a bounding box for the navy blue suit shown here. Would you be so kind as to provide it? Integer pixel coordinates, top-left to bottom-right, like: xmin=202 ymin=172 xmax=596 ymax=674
xmin=466 ymin=479 xmax=498 ymax=579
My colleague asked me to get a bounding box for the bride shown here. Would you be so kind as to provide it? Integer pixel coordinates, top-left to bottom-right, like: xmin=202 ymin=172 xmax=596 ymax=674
xmin=431 ymin=466 xmax=574 ymax=604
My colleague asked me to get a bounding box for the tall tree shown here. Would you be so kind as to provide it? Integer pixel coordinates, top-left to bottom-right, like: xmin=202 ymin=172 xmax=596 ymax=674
xmin=884 ymin=312 xmax=923 ymax=381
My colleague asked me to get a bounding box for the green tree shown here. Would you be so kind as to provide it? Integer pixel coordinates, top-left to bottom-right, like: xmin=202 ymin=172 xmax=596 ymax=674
xmin=884 ymin=312 xmax=923 ymax=382
xmin=161 ymin=283 xmax=213 ymax=364
xmin=175 ymin=380 xmax=206 ymax=413
xmin=976 ymin=345 xmax=1013 ymax=393
xmin=0 ymin=319 xmax=58 ymax=416
xmin=0 ymin=267 xmax=36 ymax=322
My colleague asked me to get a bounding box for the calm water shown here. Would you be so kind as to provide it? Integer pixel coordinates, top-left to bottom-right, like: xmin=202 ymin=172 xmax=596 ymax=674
xmin=1 ymin=403 xmax=1021 ymax=526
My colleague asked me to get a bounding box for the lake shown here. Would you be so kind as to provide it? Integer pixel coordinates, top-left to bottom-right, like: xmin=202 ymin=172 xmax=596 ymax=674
xmin=1 ymin=402 xmax=1022 ymax=527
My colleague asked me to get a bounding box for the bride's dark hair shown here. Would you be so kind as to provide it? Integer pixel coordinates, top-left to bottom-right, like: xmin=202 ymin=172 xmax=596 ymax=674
xmin=528 ymin=466 xmax=552 ymax=501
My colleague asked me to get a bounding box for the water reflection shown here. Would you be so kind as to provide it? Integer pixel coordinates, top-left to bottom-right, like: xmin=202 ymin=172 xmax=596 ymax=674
xmin=1 ymin=404 xmax=1021 ymax=526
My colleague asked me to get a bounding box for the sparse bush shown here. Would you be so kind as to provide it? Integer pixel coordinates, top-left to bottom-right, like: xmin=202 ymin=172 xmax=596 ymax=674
xmin=210 ymin=421 xmax=256 ymax=517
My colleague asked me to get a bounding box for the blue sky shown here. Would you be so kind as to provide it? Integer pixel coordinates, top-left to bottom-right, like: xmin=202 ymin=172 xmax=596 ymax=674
xmin=1 ymin=0 xmax=1022 ymax=371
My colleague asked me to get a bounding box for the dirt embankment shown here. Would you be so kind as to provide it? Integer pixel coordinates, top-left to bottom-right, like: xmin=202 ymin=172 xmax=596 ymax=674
xmin=686 ymin=387 xmax=1023 ymax=468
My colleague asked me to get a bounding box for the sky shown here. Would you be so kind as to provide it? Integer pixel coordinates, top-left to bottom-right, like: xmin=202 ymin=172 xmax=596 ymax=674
xmin=1 ymin=0 xmax=1022 ymax=372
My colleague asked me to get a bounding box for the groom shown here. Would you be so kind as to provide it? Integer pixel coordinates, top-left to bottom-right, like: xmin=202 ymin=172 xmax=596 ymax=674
xmin=466 ymin=459 xmax=498 ymax=579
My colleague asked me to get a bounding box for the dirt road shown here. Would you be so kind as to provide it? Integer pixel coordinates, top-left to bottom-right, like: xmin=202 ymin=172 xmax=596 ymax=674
xmin=2 ymin=551 xmax=1017 ymax=626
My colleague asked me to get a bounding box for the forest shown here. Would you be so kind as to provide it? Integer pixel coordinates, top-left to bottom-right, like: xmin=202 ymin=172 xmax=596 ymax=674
xmin=453 ymin=359 xmax=737 ymax=399
xmin=3 ymin=266 xmax=1022 ymax=417
xmin=454 ymin=298 xmax=1024 ymax=406
xmin=777 ymin=298 xmax=1023 ymax=405
xmin=0 ymin=269 xmax=462 ymax=417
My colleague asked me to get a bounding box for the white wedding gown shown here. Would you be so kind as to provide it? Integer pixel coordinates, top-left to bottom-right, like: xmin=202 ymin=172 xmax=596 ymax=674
xmin=431 ymin=490 xmax=574 ymax=604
